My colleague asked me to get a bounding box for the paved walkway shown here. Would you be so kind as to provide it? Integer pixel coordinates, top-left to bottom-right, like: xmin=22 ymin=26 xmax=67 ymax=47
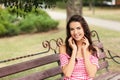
xmin=85 ymin=17 xmax=120 ymax=31
xmin=46 ymin=10 xmax=120 ymax=31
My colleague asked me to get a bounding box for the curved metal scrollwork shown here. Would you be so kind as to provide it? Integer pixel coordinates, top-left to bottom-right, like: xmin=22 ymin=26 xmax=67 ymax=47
xmin=106 ymin=50 xmax=120 ymax=64
xmin=42 ymin=38 xmax=63 ymax=52
xmin=91 ymin=30 xmax=100 ymax=42
xmin=56 ymin=38 xmax=64 ymax=47
xmin=42 ymin=40 xmax=50 ymax=52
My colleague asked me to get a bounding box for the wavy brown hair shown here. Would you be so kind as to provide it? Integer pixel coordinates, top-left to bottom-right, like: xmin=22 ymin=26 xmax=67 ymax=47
xmin=65 ymin=15 xmax=97 ymax=57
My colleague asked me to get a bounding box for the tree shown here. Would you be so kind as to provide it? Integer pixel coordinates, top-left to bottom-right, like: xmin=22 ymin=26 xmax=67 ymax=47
xmin=66 ymin=0 xmax=83 ymax=21
xmin=0 ymin=0 xmax=61 ymax=17
xmin=0 ymin=0 xmax=83 ymax=21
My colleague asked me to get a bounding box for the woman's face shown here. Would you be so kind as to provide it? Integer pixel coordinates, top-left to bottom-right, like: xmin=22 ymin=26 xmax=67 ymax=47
xmin=69 ymin=21 xmax=84 ymax=41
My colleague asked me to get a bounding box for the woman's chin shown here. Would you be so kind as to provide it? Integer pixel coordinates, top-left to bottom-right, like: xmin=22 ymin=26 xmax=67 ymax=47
xmin=74 ymin=37 xmax=84 ymax=41
xmin=74 ymin=38 xmax=81 ymax=41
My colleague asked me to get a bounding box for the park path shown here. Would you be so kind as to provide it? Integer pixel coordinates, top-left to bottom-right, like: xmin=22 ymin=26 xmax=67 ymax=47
xmin=45 ymin=10 xmax=120 ymax=31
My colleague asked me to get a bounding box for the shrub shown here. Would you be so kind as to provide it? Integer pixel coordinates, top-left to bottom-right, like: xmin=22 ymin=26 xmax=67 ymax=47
xmin=18 ymin=14 xmax=37 ymax=33
xmin=34 ymin=15 xmax=58 ymax=32
xmin=3 ymin=22 xmax=20 ymax=36
xmin=18 ymin=11 xmax=59 ymax=33
xmin=0 ymin=9 xmax=16 ymax=22
xmin=0 ymin=24 xmax=7 ymax=37
xmin=0 ymin=8 xmax=59 ymax=37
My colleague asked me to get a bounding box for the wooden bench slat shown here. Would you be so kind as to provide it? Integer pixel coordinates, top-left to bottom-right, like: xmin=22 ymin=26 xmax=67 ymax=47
xmin=94 ymin=71 xmax=120 ymax=80
xmin=13 ymin=66 xmax=62 ymax=80
xmin=98 ymin=61 xmax=108 ymax=71
xmin=98 ymin=52 xmax=106 ymax=59
xmin=0 ymin=54 xmax=59 ymax=78
xmin=94 ymin=42 xmax=103 ymax=49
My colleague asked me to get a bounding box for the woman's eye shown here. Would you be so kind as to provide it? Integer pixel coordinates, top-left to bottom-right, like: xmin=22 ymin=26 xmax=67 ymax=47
xmin=70 ymin=28 xmax=74 ymax=31
xmin=77 ymin=27 xmax=81 ymax=30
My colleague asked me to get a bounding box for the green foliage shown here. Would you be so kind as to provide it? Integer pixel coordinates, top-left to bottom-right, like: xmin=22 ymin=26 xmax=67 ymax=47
xmin=0 ymin=0 xmax=64 ymax=17
xmin=0 ymin=9 xmax=20 ymax=36
xmin=56 ymin=1 xmax=66 ymax=9
xmin=0 ymin=8 xmax=59 ymax=37
xmin=18 ymin=14 xmax=36 ymax=33
xmin=35 ymin=15 xmax=58 ymax=32
xmin=0 ymin=24 xmax=7 ymax=37
xmin=32 ymin=8 xmax=50 ymax=17
xmin=2 ymin=22 xmax=20 ymax=36
xmin=18 ymin=12 xmax=58 ymax=33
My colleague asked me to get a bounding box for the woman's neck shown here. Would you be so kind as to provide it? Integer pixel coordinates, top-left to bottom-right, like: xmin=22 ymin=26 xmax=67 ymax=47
xmin=76 ymin=40 xmax=83 ymax=47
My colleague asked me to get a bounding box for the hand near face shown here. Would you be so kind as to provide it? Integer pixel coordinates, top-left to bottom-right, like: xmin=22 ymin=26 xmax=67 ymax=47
xmin=82 ymin=36 xmax=89 ymax=50
xmin=68 ymin=37 xmax=77 ymax=51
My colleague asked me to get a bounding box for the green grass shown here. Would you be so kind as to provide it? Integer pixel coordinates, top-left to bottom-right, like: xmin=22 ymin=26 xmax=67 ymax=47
xmin=0 ymin=10 xmax=120 ymax=79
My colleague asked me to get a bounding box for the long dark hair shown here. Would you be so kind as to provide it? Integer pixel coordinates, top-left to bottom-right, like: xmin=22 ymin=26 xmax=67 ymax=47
xmin=65 ymin=15 xmax=97 ymax=57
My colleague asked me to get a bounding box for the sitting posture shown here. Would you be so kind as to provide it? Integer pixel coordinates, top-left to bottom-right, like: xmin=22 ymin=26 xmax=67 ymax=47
xmin=59 ymin=15 xmax=99 ymax=80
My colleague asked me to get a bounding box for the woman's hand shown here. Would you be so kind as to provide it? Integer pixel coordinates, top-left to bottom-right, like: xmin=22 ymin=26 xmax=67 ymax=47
xmin=68 ymin=37 xmax=77 ymax=51
xmin=82 ymin=36 xmax=89 ymax=50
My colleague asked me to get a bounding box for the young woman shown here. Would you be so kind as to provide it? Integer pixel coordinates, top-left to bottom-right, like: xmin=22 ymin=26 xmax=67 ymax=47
xmin=59 ymin=15 xmax=99 ymax=80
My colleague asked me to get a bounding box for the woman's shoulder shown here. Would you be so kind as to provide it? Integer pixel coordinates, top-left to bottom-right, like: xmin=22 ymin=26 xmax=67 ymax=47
xmin=59 ymin=44 xmax=66 ymax=54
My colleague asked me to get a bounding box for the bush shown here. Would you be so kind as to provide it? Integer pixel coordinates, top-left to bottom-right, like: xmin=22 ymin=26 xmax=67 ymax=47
xmin=3 ymin=22 xmax=20 ymax=36
xmin=0 ymin=9 xmax=16 ymax=23
xmin=34 ymin=15 xmax=58 ymax=32
xmin=0 ymin=8 xmax=59 ymax=37
xmin=0 ymin=24 xmax=7 ymax=37
xmin=18 ymin=14 xmax=36 ymax=33
xmin=18 ymin=11 xmax=59 ymax=33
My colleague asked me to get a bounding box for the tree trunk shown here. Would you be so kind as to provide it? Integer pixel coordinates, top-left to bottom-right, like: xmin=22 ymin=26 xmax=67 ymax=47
xmin=66 ymin=0 xmax=83 ymax=22
xmin=89 ymin=0 xmax=92 ymax=10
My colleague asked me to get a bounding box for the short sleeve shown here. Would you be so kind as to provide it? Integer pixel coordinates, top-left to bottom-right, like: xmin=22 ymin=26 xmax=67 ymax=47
xmin=90 ymin=55 xmax=99 ymax=69
xmin=59 ymin=54 xmax=69 ymax=67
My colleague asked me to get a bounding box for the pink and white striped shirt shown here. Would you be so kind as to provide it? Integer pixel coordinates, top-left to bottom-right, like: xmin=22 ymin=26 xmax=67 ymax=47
xmin=59 ymin=53 xmax=99 ymax=80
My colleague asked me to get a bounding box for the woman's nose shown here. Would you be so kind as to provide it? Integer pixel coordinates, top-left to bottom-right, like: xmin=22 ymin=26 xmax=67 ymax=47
xmin=74 ymin=30 xmax=78 ymax=34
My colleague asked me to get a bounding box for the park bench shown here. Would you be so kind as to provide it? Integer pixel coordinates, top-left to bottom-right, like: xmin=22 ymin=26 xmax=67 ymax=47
xmin=0 ymin=30 xmax=119 ymax=80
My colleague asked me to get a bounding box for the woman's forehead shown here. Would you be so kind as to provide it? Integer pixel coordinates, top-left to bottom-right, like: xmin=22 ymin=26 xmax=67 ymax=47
xmin=69 ymin=21 xmax=82 ymax=28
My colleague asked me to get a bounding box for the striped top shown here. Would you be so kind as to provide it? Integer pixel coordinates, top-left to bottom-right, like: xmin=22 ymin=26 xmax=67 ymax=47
xmin=59 ymin=53 xmax=99 ymax=80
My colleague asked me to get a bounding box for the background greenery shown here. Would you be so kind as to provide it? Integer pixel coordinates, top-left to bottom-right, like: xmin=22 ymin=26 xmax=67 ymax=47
xmin=0 ymin=7 xmax=58 ymax=37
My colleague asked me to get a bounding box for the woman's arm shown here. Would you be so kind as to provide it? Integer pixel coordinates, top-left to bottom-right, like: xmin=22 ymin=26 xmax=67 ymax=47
xmin=59 ymin=45 xmax=77 ymax=77
xmin=82 ymin=37 xmax=98 ymax=78
xmin=83 ymin=50 xmax=98 ymax=78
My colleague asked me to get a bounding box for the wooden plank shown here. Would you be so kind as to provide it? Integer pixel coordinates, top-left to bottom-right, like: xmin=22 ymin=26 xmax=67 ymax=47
xmin=110 ymin=72 xmax=120 ymax=80
xmin=98 ymin=61 xmax=108 ymax=71
xmin=94 ymin=71 xmax=120 ymax=80
xmin=96 ymin=42 xmax=103 ymax=49
xmin=98 ymin=52 xmax=106 ymax=59
xmin=93 ymin=42 xmax=103 ymax=49
xmin=13 ymin=66 xmax=62 ymax=80
xmin=0 ymin=54 xmax=59 ymax=78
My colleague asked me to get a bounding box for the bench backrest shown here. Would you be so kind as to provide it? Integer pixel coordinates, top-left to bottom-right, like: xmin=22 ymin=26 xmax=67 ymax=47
xmin=95 ymin=42 xmax=109 ymax=71
xmin=0 ymin=54 xmax=63 ymax=80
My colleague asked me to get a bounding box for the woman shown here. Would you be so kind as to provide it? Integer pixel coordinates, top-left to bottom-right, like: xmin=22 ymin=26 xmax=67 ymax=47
xmin=59 ymin=15 xmax=99 ymax=80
